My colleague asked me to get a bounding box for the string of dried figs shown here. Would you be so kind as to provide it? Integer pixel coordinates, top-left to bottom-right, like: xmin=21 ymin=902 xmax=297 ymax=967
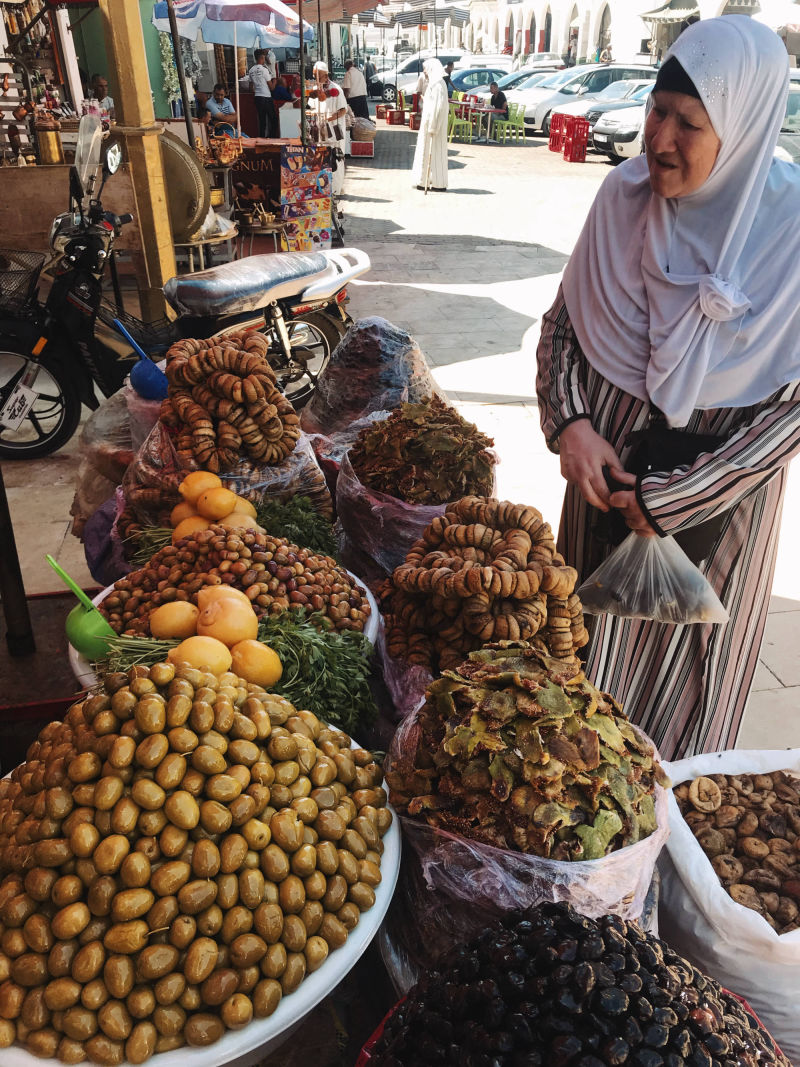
xmin=161 ymin=332 xmax=301 ymax=473
xmin=379 ymin=496 xmax=589 ymax=671
xmin=675 ymin=770 xmax=800 ymax=933
xmin=0 ymin=660 xmax=391 ymax=1064
xmin=98 ymin=526 xmax=370 ymax=637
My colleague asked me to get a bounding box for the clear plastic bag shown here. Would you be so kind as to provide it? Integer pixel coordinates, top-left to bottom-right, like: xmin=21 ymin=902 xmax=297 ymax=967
xmin=577 ymin=532 xmax=729 ymax=624
xmin=124 ymin=380 xmax=162 ymax=453
xmin=121 ymin=422 xmax=333 ymax=529
xmin=377 ymin=629 xmax=432 ymax=722
xmin=299 ymin=316 xmax=442 ymax=437
xmin=70 ymin=390 xmax=135 ymax=539
xmin=336 ymin=450 xmax=446 ymax=576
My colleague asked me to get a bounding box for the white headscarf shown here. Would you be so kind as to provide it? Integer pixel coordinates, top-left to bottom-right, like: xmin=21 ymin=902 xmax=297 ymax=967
xmin=424 ymin=58 xmax=446 ymax=85
xmin=561 ymin=16 xmax=800 ymax=427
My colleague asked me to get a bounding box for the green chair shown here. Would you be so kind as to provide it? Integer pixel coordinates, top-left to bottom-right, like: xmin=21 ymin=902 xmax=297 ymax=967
xmin=494 ymin=102 xmax=525 ymax=144
xmin=448 ymin=103 xmax=472 ymax=143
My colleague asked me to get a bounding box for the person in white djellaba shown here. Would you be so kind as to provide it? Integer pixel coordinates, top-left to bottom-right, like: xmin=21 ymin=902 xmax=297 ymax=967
xmin=411 ymin=58 xmax=449 ymax=192
xmin=307 ymin=60 xmax=347 ymax=196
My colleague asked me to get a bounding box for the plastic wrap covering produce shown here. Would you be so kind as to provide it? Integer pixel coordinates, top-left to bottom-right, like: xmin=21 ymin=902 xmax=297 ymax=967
xmin=660 ymin=748 xmax=800 ymax=1064
xmin=0 ymin=662 xmax=392 ymax=1064
xmin=118 ymin=425 xmax=332 ymax=543
xmin=379 ymin=496 xmax=590 ymax=678
xmin=70 ymin=391 xmax=135 ymax=541
xmin=350 ymin=117 xmax=377 ymax=142
xmin=300 ymin=317 xmax=442 ymax=437
xmin=126 ymin=383 xmax=163 ymax=453
xmin=366 ymin=902 xmax=791 ymax=1067
xmin=385 ymin=642 xmax=669 ymax=935
xmin=578 ymin=532 xmax=729 ymax=624
xmin=162 ymin=332 xmax=301 ymax=473
xmin=97 ymin=525 xmax=371 ymax=637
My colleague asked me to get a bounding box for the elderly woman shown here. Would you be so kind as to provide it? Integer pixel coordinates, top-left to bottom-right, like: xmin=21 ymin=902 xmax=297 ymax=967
xmin=536 ymin=16 xmax=800 ymax=760
xmin=411 ymin=58 xmax=449 ymax=191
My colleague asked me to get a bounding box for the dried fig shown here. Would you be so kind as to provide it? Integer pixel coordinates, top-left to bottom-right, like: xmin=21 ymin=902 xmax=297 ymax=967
xmin=764 ymin=912 xmax=780 ymax=931
xmin=711 ymin=854 xmax=744 ymax=886
xmin=776 ymin=782 xmax=800 ymax=805
xmin=780 ymin=919 xmax=800 ymax=933
xmin=780 ymin=879 xmax=800 ymax=901
xmin=685 ymin=811 xmax=709 ymax=830
xmin=786 ymin=806 xmax=800 ymax=835
xmin=688 ymin=776 xmax=722 ymax=813
xmin=768 ymin=838 xmax=793 ymax=854
xmin=695 ymin=828 xmax=727 ymax=858
xmin=754 ymin=774 xmax=775 ymax=792
xmin=673 ymin=784 xmax=691 ymax=803
xmin=729 ymin=883 xmax=764 ymax=912
xmin=719 ymin=787 xmax=740 ymax=807
xmin=740 ymin=836 xmax=770 ymax=860
xmin=710 ymin=774 xmax=730 ymax=787
xmin=760 ymin=811 xmax=787 ymax=838
xmin=714 ymin=805 xmax=741 ymax=829
xmin=776 ymin=897 xmax=799 ymax=926
xmin=737 ymin=812 xmax=760 ymax=837
xmin=760 ymin=891 xmax=780 ymax=915
xmin=742 ymin=868 xmax=781 ymax=891
xmin=719 ymin=828 xmax=737 ymax=849
xmin=731 ymin=775 xmax=754 ymax=795
xmin=764 ymin=854 xmax=794 ymax=878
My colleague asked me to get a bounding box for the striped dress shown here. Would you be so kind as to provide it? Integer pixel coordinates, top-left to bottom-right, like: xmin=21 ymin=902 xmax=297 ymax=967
xmin=536 ymin=288 xmax=800 ymax=760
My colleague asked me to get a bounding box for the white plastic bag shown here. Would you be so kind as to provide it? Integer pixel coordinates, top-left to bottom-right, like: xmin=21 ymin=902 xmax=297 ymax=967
xmin=577 ymin=532 xmax=729 ymax=624
xmin=659 ymin=748 xmax=800 ymax=1064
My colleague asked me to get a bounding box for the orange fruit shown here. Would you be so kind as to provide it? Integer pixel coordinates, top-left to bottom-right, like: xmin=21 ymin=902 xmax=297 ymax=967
xmin=172 ymin=516 xmax=211 ymax=543
xmin=178 ymin=471 xmax=222 ymax=504
xmin=232 ymin=496 xmax=257 ymax=518
xmin=170 ymin=501 xmax=197 ymax=527
xmin=197 ymin=597 xmax=259 ymax=647
xmin=149 ymin=602 xmax=199 ymax=640
xmin=196 ymin=487 xmax=239 ymax=521
xmin=196 ymin=586 xmax=253 ymax=611
xmin=218 ymin=511 xmax=263 ymax=532
xmin=167 ymin=635 xmax=232 ymax=674
xmin=230 ymin=641 xmax=283 ymax=687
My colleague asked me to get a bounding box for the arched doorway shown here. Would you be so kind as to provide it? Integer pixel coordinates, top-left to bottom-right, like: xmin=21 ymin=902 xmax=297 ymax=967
xmin=566 ymin=4 xmax=579 ymax=62
xmin=597 ymin=4 xmax=611 ymax=57
xmin=527 ymin=12 xmax=537 ymax=56
xmin=544 ymin=8 xmax=552 ymax=51
xmin=503 ymin=8 xmax=513 ymax=54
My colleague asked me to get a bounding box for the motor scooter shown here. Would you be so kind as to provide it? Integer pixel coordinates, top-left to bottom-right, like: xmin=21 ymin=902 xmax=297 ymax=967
xmin=0 ymin=115 xmax=369 ymax=459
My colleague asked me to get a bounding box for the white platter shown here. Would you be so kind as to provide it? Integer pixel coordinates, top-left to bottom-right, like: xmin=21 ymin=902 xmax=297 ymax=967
xmin=68 ymin=570 xmax=381 ymax=690
xmin=2 ymin=785 xmax=400 ymax=1067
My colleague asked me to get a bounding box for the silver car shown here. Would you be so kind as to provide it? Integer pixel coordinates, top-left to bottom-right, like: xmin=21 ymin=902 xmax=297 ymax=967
xmin=530 ymin=63 xmax=657 ymax=133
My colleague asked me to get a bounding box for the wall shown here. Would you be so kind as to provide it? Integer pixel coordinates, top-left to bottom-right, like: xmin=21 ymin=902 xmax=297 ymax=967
xmin=68 ymin=1 xmax=170 ymax=117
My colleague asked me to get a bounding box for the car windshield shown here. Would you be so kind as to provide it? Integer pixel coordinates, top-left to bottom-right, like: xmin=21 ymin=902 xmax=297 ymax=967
xmin=539 ymin=68 xmax=580 ymax=89
xmin=631 ymin=84 xmax=653 ymax=100
xmin=517 ymin=72 xmax=549 ymax=89
xmin=559 ymin=76 xmax=587 ymax=96
xmin=596 ymin=80 xmax=638 ymax=101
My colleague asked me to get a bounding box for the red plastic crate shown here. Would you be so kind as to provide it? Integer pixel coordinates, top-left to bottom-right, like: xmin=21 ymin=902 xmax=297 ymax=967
xmin=409 ymin=113 xmax=421 ymax=130
xmin=548 ymin=112 xmax=567 ymax=152
xmin=375 ymin=104 xmax=388 ymax=120
xmin=350 ymin=140 xmax=374 ymax=156
xmin=563 ymin=116 xmax=590 ymax=162
xmin=386 ymin=109 xmax=406 ymax=125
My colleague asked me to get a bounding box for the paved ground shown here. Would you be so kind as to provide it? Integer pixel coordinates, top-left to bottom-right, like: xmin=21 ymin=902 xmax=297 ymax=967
xmin=3 ymin=120 xmax=799 ymax=749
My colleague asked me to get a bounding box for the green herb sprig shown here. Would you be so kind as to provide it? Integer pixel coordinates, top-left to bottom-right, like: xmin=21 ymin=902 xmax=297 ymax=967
xmin=127 ymin=526 xmax=172 ymax=567
xmin=256 ymin=496 xmax=337 ymax=559
xmin=257 ymin=611 xmax=377 ymax=735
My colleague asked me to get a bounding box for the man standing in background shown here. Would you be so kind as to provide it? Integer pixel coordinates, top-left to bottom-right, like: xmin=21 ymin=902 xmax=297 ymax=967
xmin=342 ymin=60 xmax=370 ymax=119
xmin=248 ymin=49 xmax=278 ymax=138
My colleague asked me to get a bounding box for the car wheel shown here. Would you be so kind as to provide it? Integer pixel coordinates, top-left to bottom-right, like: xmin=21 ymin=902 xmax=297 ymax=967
xmin=542 ymin=111 xmax=552 ymax=135
xmin=382 ymin=84 xmax=396 ymax=103
xmin=608 ymin=152 xmax=624 ymax=164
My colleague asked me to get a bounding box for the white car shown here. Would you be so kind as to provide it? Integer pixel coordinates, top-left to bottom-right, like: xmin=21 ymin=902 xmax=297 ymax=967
xmin=530 ymin=62 xmax=657 ymax=133
xmin=472 ymin=66 xmax=559 ymax=99
xmin=591 ymin=103 xmax=646 ymax=161
xmin=548 ymin=79 xmax=652 ymax=124
xmin=374 ymin=50 xmax=468 ymax=101
xmin=506 ymin=67 xmax=581 ymax=126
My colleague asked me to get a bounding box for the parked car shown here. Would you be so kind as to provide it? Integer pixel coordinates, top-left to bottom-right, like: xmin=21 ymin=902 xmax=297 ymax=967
xmin=455 ymin=54 xmax=513 ymax=71
xmin=552 ymin=79 xmax=652 ymax=123
xmin=449 ymin=67 xmax=511 ymax=95
xmin=505 ymin=66 xmax=581 ymax=124
xmin=529 ymin=62 xmax=658 ymax=133
xmin=591 ymin=103 xmax=647 ymax=162
xmin=584 ymin=81 xmax=652 ymax=128
xmin=472 ymin=66 xmax=559 ymax=98
xmin=372 ymin=50 xmax=467 ymax=101
xmin=524 ymin=51 xmax=565 ymax=68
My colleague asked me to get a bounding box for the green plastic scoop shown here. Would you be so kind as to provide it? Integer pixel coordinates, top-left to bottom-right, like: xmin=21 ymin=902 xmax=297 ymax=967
xmin=46 ymin=554 xmax=116 ymax=660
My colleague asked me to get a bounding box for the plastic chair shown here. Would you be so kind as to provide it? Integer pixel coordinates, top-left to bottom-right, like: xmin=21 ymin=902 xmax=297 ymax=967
xmin=448 ymin=104 xmax=472 ymax=143
xmin=494 ymin=102 xmax=525 ymax=144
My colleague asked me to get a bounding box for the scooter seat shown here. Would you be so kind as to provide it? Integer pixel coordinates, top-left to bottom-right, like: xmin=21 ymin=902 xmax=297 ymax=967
xmin=163 ymin=252 xmax=332 ymax=318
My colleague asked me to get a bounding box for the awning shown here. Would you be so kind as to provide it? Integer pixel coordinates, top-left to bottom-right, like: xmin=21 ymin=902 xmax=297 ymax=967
xmin=390 ymin=4 xmax=469 ymax=26
xmin=640 ymin=0 xmax=698 ymax=22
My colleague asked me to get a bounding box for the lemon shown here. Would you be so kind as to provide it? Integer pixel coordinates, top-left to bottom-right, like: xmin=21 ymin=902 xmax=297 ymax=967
xmin=196 ymin=487 xmax=239 ymax=521
xmin=149 ymin=602 xmax=199 ymax=640
xmin=196 ymin=585 xmax=253 ymax=610
xmin=197 ymin=597 xmax=259 ymax=646
xmin=172 ymin=516 xmax=211 ymax=544
xmin=230 ymin=640 xmax=283 ymax=687
xmin=178 ymin=471 xmax=222 ymax=505
xmin=170 ymin=501 xmax=198 ymax=528
xmin=218 ymin=511 xmax=263 ymax=532
xmin=232 ymin=496 xmax=257 ymax=518
xmin=167 ymin=635 xmax=232 ymax=674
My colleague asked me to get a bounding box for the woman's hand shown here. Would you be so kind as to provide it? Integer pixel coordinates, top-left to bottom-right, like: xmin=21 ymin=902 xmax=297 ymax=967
xmin=607 ymin=468 xmax=657 ymax=537
xmin=557 ymin=419 xmax=624 ymax=512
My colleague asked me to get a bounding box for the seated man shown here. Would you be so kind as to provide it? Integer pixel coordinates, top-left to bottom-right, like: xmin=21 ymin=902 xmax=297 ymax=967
xmin=489 ymin=82 xmax=508 ymax=121
xmin=443 ymin=62 xmax=456 ymax=99
xmin=205 ymin=83 xmax=239 ymax=135
xmin=272 ymin=75 xmax=296 ymax=107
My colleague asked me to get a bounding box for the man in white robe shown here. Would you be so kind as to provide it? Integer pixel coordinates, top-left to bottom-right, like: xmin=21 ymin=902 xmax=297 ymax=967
xmin=411 ymin=58 xmax=449 ymax=192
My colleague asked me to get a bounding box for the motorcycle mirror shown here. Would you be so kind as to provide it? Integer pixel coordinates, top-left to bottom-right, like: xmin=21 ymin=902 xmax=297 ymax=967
xmin=104 ymin=141 xmax=122 ymax=175
xmin=69 ymin=165 xmax=84 ymax=207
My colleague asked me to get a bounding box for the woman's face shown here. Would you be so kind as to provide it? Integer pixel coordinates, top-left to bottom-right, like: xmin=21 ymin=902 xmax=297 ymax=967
xmin=644 ymin=90 xmax=721 ymax=198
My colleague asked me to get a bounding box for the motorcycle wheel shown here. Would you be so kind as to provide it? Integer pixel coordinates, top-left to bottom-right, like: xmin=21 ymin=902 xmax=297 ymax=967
xmin=265 ymin=310 xmax=347 ymax=409
xmin=0 ymin=341 xmax=82 ymax=459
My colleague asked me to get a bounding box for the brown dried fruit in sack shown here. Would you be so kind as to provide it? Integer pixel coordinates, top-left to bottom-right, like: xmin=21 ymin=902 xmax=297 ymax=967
xmin=743 ymin=868 xmax=781 ymax=891
xmin=688 ymin=777 xmax=722 ymax=813
xmin=729 ymin=884 xmax=764 ymax=912
xmin=711 ymin=854 xmax=744 ymax=885
xmin=695 ymin=828 xmax=727 ymax=858
xmin=741 ymin=837 xmax=771 ymax=860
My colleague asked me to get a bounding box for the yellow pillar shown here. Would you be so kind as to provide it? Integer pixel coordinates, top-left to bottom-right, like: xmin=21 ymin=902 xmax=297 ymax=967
xmin=97 ymin=0 xmax=176 ymax=320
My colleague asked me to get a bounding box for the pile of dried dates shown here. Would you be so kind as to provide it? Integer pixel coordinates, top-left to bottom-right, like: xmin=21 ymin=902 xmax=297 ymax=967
xmin=370 ymin=901 xmax=789 ymax=1066
xmin=675 ymin=770 xmax=800 ymax=932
